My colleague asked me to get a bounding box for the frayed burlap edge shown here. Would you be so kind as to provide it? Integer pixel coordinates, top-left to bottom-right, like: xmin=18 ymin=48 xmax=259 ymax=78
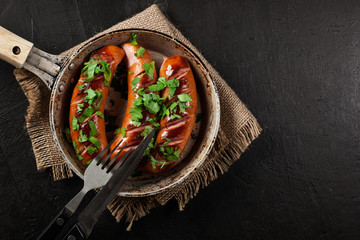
xmin=14 ymin=69 xmax=73 ymax=180
xmin=12 ymin=4 xmax=261 ymax=230
xmin=108 ymin=119 xmax=261 ymax=231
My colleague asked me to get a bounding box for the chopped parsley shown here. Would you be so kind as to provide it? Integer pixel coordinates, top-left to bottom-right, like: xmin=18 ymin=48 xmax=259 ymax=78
xmin=114 ymin=128 xmax=121 ymax=135
xmin=72 ymin=116 xmax=79 ymax=130
xmin=77 ymin=103 xmax=84 ymax=113
xmin=134 ymin=47 xmax=145 ymax=58
xmin=170 ymin=114 xmax=181 ymax=120
xmin=89 ymin=136 xmax=100 ymax=149
xmin=130 ymin=107 xmax=143 ymax=122
xmin=87 ymin=146 xmax=98 ymax=155
xmin=78 ymin=106 xmax=94 ymax=123
xmin=83 ymin=160 xmax=92 ymax=165
xmin=78 ymin=130 xmax=88 ymax=143
xmin=131 ymin=33 xmax=138 ymax=45
xmin=77 ymin=84 xmax=85 ymax=90
xmin=120 ymin=127 xmax=126 ymax=137
xmin=150 ymin=155 xmax=166 ymax=169
xmin=88 ymin=120 xmax=97 ymax=137
xmin=164 ymin=138 xmax=171 ymax=146
xmin=72 ymin=141 xmax=83 ymax=161
xmin=143 ymin=61 xmax=155 ymax=79
xmin=140 ymin=125 xmax=153 ymax=138
xmin=148 ymin=118 xmax=160 ymax=127
xmin=178 ymin=94 xmax=192 ymax=102
xmin=81 ymin=57 xmax=111 ymax=86
xmin=95 ymin=111 xmax=104 ymax=118
xmin=166 ymin=78 xmax=180 ymax=98
xmin=132 ymin=77 xmax=141 ymax=90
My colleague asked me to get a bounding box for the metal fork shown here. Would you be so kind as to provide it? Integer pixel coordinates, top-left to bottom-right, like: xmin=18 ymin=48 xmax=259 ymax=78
xmin=36 ymin=137 xmax=133 ymax=240
xmin=65 ymin=137 xmax=131 ymax=213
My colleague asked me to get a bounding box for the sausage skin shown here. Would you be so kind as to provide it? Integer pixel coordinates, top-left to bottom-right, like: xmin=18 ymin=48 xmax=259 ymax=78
xmin=69 ymin=45 xmax=125 ymax=164
xmin=110 ymin=43 xmax=158 ymax=160
xmin=141 ymin=55 xmax=198 ymax=175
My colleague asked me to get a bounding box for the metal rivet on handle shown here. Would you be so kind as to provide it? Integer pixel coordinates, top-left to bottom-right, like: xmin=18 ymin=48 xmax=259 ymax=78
xmin=59 ymin=83 xmax=64 ymax=92
xmin=56 ymin=217 xmax=64 ymax=226
xmin=68 ymin=62 xmax=75 ymax=70
xmin=67 ymin=235 xmax=76 ymax=240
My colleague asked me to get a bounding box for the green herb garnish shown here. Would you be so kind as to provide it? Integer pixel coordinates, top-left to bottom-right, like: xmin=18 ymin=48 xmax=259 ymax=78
xmin=130 ymin=107 xmax=143 ymax=123
xmin=78 ymin=130 xmax=88 ymax=143
xmin=178 ymin=94 xmax=192 ymax=102
xmin=143 ymin=61 xmax=155 ymax=79
xmin=88 ymin=120 xmax=97 ymax=137
xmin=148 ymin=118 xmax=160 ymax=127
xmin=164 ymin=138 xmax=171 ymax=146
xmin=78 ymin=106 xmax=94 ymax=123
xmin=72 ymin=116 xmax=79 ymax=130
xmin=120 ymin=127 xmax=126 ymax=138
xmin=95 ymin=111 xmax=104 ymax=118
xmin=131 ymin=33 xmax=138 ymax=45
xmin=89 ymin=136 xmax=100 ymax=149
xmin=150 ymin=155 xmax=166 ymax=169
xmin=81 ymin=57 xmax=111 ymax=85
xmin=132 ymin=77 xmax=141 ymax=90
xmin=140 ymin=125 xmax=153 ymax=138
xmin=114 ymin=128 xmax=121 ymax=135
xmin=87 ymin=146 xmax=98 ymax=155
xmin=134 ymin=47 xmax=145 ymax=58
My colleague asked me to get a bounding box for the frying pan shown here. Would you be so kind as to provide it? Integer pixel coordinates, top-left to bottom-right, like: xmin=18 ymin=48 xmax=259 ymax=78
xmin=0 ymin=27 xmax=220 ymax=197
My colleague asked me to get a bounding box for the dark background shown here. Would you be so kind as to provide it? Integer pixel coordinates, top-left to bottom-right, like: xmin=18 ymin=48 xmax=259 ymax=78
xmin=0 ymin=0 xmax=359 ymax=239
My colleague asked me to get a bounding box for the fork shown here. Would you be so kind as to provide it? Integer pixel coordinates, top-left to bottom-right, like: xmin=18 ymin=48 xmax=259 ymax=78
xmin=37 ymin=137 xmax=131 ymax=239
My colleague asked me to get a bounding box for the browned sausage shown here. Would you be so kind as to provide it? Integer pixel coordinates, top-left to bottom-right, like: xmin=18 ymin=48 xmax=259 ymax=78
xmin=140 ymin=55 xmax=197 ymax=174
xmin=69 ymin=45 xmax=125 ymax=164
xmin=110 ymin=43 xmax=158 ymax=160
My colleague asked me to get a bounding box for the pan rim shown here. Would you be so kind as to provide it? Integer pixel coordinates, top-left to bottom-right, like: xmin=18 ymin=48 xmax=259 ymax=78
xmin=49 ymin=29 xmax=221 ymax=197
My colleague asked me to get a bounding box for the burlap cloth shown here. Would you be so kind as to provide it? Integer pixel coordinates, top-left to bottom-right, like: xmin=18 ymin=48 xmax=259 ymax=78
xmin=13 ymin=4 xmax=261 ymax=230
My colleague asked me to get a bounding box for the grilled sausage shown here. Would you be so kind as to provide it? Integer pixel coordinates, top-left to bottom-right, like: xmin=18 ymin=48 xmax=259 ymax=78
xmin=69 ymin=45 xmax=125 ymax=164
xmin=141 ymin=55 xmax=197 ymax=175
xmin=110 ymin=43 xmax=158 ymax=160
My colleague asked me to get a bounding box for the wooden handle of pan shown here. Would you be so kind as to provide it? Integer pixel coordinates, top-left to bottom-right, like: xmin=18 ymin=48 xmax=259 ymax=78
xmin=0 ymin=26 xmax=33 ymax=68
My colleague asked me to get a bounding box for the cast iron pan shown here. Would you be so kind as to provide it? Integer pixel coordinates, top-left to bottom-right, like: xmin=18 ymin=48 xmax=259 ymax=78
xmin=0 ymin=27 xmax=220 ymax=197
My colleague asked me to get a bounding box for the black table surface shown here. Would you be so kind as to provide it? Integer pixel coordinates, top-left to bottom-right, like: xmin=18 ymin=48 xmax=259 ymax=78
xmin=1 ymin=0 xmax=359 ymax=239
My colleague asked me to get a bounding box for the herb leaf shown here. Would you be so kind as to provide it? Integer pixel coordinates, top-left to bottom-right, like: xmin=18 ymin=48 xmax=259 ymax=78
xmin=78 ymin=130 xmax=88 ymax=143
xmin=140 ymin=125 xmax=153 ymax=138
xmin=130 ymin=107 xmax=143 ymax=122
xmin=95 ymin=111 xmax=104 ymax=118
xmin=120 ymin=127 xmax=126 ymax=137
xmin=88 ymin=120 xmax=97 ymax=137
xmin=148 ymin=118 xmax=160 ymax=127
xmin=148 ymin=82 xmax=165 ymax=92
xmin=132 ymin=77 xmax=141 ymax=90
xmin=89 ymin=136 xmax=100 ymax=149
xmin=87 ymin=146 xmax=98 ymax=155
xmin=143 ymin=61 xmax=155 ymax=79
xmin=72 ymin=116 xmax=79 ymax=130
xmin=178 ymin=94 xmax=192 ymax=102
xmin=131 ymin=33 xmax=138 ymax=45
xmin=134 ymin=47 xmax=145 ymax=58
xmin=78 ymin=106 xmax=94 ymax=123
xmin=114 ymin=128 xmax=121 ymax=135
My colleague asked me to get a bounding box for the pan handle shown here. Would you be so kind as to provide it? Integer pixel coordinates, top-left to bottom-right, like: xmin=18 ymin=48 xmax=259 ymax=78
xmin=0 ymin=26 xmax=34 ymax=68
xmin=0 ymin=26 xmax=65 ymax=89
